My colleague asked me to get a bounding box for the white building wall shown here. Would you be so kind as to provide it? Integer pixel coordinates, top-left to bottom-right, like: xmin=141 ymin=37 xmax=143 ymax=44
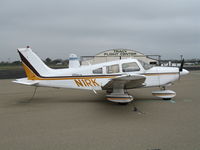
xmin=81 ymin=49 xmax=158 ymax=65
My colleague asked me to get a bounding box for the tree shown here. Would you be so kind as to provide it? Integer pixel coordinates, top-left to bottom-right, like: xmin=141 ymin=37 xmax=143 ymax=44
xmin=12 ymin=61 xmax=21 ymax=65
xmin=45 ymin=58 xmax=52 ymax=64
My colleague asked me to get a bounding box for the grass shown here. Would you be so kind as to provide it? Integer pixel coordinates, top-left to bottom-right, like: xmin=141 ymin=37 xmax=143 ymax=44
xmin=0 ymin=65 xmax=23 ymax=70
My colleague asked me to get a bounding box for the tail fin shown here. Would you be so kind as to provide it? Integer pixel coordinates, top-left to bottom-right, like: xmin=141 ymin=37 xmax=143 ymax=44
xmin=18 ymin=47 xmax=52 ymax=80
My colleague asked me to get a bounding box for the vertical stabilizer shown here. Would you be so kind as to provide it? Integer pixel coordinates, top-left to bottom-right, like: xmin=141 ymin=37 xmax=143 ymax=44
xmin=17 ymin=46 xmax=53 ymax=79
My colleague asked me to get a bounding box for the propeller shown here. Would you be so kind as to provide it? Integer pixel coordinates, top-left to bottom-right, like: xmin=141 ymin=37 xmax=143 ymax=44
xmin=179 ymin=58 xmax=184 ymax=80
xmin=179 ymin=58 xmax=184 ymax=72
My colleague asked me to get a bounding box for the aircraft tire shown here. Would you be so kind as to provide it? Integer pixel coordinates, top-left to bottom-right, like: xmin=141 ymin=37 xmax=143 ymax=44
xmin=118 ymin=102 xmax=129 ymax=105
xmin=162 ymin=98 xmax=172 ymax=100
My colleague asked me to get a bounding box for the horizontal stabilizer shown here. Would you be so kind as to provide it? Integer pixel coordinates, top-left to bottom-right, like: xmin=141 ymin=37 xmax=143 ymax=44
xmin=13 ymin=78 xmax=39 ymax=86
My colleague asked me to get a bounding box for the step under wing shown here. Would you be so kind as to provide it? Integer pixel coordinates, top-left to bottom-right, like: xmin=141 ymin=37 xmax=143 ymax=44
xmin=13 ymin=78 xmax=39 ymax=86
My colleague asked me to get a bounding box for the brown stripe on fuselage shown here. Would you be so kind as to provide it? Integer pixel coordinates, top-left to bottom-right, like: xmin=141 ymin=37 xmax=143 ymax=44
xmin=22 ymin=62 xmax=41 ymax=80
xmin=22 ymin=62 xmax=119 ymax=80
xmin=21 ymin=62 xmax=179 ymax=81
xmin=18 ymin=50 xmax=120 ymax=80
xmin=18 ymin=50 xmax=41 ymax=77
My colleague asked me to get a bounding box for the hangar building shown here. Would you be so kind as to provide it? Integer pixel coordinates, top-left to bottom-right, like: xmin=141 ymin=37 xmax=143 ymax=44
xmin=81 ymin=49 xmax=159 ymax=65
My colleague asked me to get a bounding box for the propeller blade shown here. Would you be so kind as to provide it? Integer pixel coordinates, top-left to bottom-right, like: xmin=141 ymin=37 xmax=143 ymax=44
xmin=179 ymin=59 xmax=184 ymax=72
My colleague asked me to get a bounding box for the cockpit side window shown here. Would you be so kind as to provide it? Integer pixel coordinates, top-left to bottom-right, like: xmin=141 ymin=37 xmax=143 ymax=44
xmin=138 ymin=60 xmax=153 ymax=70
xmin=122 ymin=62 xmax=140 ymax=72
xmin=106 ymin=64 xmax=119 ymax=74
xmin=93 ymin=68 xmax=103 ymax=74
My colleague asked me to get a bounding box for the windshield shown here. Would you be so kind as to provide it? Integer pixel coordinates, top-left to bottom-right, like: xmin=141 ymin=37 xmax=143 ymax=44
xmin=138 ymin=60 xmax=153 ymax=70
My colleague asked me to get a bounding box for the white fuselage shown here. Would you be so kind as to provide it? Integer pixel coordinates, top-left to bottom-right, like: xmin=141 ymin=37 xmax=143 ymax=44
xmin=14 ymin=47 xmax=189 ymax=103
xmin=35 ymin=59 xmax=187 ymax=90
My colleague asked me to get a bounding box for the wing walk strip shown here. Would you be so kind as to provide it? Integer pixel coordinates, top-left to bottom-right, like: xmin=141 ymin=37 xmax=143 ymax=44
xmin=18 ymin=50 xmax=179 ymax=80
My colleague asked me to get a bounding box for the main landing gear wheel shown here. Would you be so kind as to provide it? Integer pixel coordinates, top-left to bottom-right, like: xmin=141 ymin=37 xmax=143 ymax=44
xmin=106 ymin=94 xmax=133 ymax=103
xmin=162 ymin=98 xmax=172 ymax=100
xmin=152 ymin=87 xmax=176 ymax=100
xmin=106 ymin=89 xmax=133 ymax=104
xmin=118 ymin=102 xmax=129 ymax=105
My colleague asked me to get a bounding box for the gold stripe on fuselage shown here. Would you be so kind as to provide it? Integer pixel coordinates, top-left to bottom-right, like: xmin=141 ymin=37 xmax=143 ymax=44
xmin=22 ymin=62 xmax=41 ymax=80
xmin=22 ymin=62 xmax=179 ymax=81
xmin=144 ymin=73 xmax=179 ymax=76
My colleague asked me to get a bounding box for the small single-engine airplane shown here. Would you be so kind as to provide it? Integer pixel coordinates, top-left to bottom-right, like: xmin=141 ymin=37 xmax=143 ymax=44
xmin=13 ymin=46 xmax=189 ymax=104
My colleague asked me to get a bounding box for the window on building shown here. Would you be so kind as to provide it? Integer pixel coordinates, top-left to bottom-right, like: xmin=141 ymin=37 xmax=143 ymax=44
xmin=106 ymin=64 xmax=119 ymax=74
xmin=93 ymin=68 xmax=103 ymax=74
xmin=122 ymin=62 xmax=140 ymax=72
xmin=150 ymin=62 xmax=157 ymax=65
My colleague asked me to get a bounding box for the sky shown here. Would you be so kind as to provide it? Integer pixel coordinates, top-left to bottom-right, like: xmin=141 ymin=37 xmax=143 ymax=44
xmin=0 ymin=0 xmax=199 ymax=61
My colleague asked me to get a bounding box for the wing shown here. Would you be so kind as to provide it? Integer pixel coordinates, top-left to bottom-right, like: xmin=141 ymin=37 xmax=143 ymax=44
xmin=102 ymin=74 xmax=146 ymax=90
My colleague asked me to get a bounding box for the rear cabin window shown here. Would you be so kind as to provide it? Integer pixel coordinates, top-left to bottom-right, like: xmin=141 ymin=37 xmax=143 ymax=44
xmin=122 ymin=62 xmax=140 ymax=72
xmin=106 ymin=64 xmax=119 ymax=74
xmin=93 ymin=68 xmax=103 ymax=74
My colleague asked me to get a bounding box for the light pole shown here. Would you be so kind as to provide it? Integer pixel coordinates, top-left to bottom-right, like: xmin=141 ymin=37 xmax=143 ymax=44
xmin=180 ymin=55 xmax=183 ymax=61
